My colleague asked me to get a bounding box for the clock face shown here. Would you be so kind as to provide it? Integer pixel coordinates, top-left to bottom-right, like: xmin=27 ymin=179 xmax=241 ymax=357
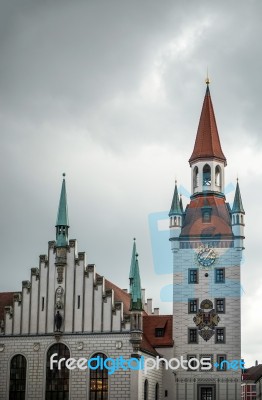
xmin=197 ymin=247 xmax=217 ymax=268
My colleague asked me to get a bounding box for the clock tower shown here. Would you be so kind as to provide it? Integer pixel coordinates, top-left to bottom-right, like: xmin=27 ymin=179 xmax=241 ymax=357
xmin=170 ymin=81 xmax=244 ymax=400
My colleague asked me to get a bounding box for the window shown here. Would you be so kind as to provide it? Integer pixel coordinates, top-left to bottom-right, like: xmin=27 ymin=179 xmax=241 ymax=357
xmin=215 ymin=268 xmax=225 ymax=283
xmin=144 ymin=379 xmax=148 ymax=400
xmin=193 ymin=166 xmax=199 ymax=188
xmin=216 ymin=328 xmax=225 ymax=343
xmin=217 ymin=355 xmax=227 ymax=371
xmin=187 ymin=355 xmax=198 ymax=371
xmin=188 ymin=299 xmax=198 ymax=313
xmin=202 ymin=210 xmax=211 ymax=223
xmin=46 ymin=343 xmax=70 ymax=400
xmin=9 ymin=354 xmax=27 ymax=400
xmin=203 ymin=164 xmax=211 ymax=186
xmin=89 ymin=353 xmax=108 ymax=400
xmin=77 ymin=295 xmax=80 ymax=309
xmin=155 ymin=328 xmax=164 ymax=337
xmin=215 ymin=298 xmax=225 ymax=313
xmin=188 ymin=328 xmax=198 ymax=343
xmin=215 ymin=165 xmax=221 ymax=187
xmin=188 ymin=269 xmax=198 ymax=284
xmin=41 ymin=297 xmax=45 ymax=311
xmin=155 ymin=383 xmax=159 ymax=400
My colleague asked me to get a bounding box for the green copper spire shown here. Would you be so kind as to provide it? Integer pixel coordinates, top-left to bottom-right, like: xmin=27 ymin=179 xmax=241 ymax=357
xmin=169 ymin=181 xmax=182 ymax=216
xmin=129 ymin=238 xmax=137 ymax=282
xmin=179 ymin=194 xmax=184 ymax=213
xmin=129 ymin=241 xmax=143 ymax=311
xmin=232 ymin=180 xmax=245 ymax=213
xmin=56 ymin=174 xmax=69 ymax=247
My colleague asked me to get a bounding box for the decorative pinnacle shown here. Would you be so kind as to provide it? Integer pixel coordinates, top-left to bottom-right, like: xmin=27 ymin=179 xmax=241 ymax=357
xmin=205 ymin=67 xmax=210 ymax=85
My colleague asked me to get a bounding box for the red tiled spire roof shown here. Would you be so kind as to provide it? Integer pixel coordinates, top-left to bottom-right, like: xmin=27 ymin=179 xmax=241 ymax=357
xmin=189 ymin=85 xmax=226 ymax=165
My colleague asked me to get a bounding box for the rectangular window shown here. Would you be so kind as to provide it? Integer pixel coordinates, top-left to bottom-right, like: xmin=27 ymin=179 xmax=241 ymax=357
xmin=216 ymin=328 xmax=225 ymax=343
xmin=155 ymin=328 xmax=164 ymax=337
xmin=187 ymin=354 xmax=198 ymax=371
xmin=215 ymin=298 xmax=225 ymax=313
xmin=77 ymin=295 xmax=80 ymax=309
xmin=41 ymin=297 xmax=45 ymax=311
xmin=188 ymin=299 xmax=198 ymax=313
xmin=215 ymin=268 xmax=225 ymax=283
xmin=188 ymin=269 xmax=198 ymax=284
xmin=188 ymin=328 xmax=198 ymax=343
xmin=217 ymin=354 xmax=227 ymax=371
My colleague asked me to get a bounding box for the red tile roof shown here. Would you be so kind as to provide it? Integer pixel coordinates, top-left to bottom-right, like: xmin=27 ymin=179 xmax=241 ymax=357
xmin=181 ymin=195 xmax=232 ymax=238
xmin=242 ymin=365 xmax=262 ymax=382
xmin=0 ymin=292 xmax=14 ymax=321
xmin=104 ymin=278 xmax=132 ymax=315
xmin=142 ymin=315 xmax=173 ymax=348
xmin=189 ymin=86 xmax=226 ymax=165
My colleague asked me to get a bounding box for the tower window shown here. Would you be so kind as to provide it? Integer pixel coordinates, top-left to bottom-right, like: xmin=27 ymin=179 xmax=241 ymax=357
xmin=203 ymin=164 xmax=211 ymax=186
xmin=41 ymin=297 xmax=45 ymax=311
xmin=215 ymin=328 xmax=225 ymax=343
xmin=215 ymin=298 xmax=225 ymax=313
xmin=217 ymin=354 xmax=227 ymax=370
xmin=215 ymin=165 xmax=221 ymax=187
xmin=193 ymin=166 xmax=199 ymax=188
xmin=77 ymin=295 xmax=80 ymax=309
xmin=187 ymin=355 xmax=198 ymax=370
xmin=188 ymin=269 xmax=198 ymax=284
xmin=215 ymin=268 xmax=225 ymax=283
xmin=188 ymin=328 xmax=198 ymax=343
xmin=188 ymin=299 xmax=198 ymax=313
xmin=202 ymin=207 xmax=212 ymax=223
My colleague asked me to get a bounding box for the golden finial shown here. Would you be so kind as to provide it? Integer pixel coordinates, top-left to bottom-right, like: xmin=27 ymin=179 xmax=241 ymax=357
xmin=205 ymin=67 xmax=210 ymax=85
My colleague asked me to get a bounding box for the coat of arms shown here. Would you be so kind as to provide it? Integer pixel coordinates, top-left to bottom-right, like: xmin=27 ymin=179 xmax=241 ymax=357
xmin=193 ymin=299 xmax=220 ymax=341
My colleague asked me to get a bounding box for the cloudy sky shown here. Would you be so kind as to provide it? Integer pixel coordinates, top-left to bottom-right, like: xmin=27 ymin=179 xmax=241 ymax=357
xmin=0 ymin=0 xmax=261 ymax=367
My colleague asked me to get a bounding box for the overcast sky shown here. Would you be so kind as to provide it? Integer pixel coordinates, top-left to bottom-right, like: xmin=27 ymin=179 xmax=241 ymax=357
xmin=0 ymin=0 xmax=261 ymax=367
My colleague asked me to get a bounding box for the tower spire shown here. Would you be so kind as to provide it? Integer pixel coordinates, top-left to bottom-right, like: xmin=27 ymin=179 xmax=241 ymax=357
xmin=56 ymin=174 xmax=69 ymax=247
xmin=232 ymin=179 xmax=245 ymax=213
xmin=129 ymin=244 xmax=143 ymax=311
xmin=169 ymin=181 xmax=182 ymax=216
xmin=189 ymin=81 xmax=226 ymax=165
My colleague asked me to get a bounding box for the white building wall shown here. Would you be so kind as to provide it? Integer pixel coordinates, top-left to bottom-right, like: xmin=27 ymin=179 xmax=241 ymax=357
xmin=46 ymin=242 xmax=56 ymax=333
xmin=64 ymin=240 xmax=76 ymax=332
xmin=73 ymin=252 xmax=85 ymax=332
xmin=83 ymin=266 xmax=95 ymax=332
xmin=13 ymin=296 xmax=21 ymax=334
xmin=30 ymin=269 xmax=39 ymax=334
xmin=38 ymin=255 xmax=48 ymax=333
xmin=21 ymin=282 xmax=30 ymax=334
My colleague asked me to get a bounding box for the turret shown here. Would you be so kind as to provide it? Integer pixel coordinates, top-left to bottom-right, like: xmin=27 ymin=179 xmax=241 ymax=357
xmin=169 ymin=181 xmax=182 ymax=251
xmin=232 ymin=179 xmax=245 ymax=249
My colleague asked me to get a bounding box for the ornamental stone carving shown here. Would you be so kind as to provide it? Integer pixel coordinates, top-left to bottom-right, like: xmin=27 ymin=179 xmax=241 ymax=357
xmin=55 ymin=286 xmax=64 ymax=309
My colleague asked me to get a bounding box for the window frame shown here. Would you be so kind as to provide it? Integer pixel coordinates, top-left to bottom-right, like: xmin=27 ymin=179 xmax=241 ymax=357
xmin=9 ymin=354 xmax=27 ymax=400
xmin=45 ymin=343 xmax=70 ymax=400
xmin=215 ymin=298 xmax=225 ymax=313
xmin=215 ymin=268 xmax=225 ymax=283
xmin=89 ymin=352 xmax=109 ymax=400
xmin=217 ymin=354 xmax=227 ymax=371
xmin=188 ymin=298 xmax=199 ymax=314
xmin=188 ymin=269 xmax=198 ymax=284
xmin=215 ymin=327 xmax=226 ymax=344
xmin=187 ymin=354 xmax=198 ymax=371
xmin=188 ymin=328 xmax=198 ymax=344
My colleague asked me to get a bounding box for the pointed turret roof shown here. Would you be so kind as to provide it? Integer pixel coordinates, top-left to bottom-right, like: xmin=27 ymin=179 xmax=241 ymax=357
xmin=179 ymin=194 xmax=184 ymax=213
xmin=232 ymin=180 xmax=245 ymax=213
xmin=169 ymin=181 xmax=182 ymax=216
xmin=129 ymin=238 xmax=137 ymax=281
xmin=189 ymin=83 xmax=226 ymax=165
xmin=56 ymin=174 xmax=69 ymax=227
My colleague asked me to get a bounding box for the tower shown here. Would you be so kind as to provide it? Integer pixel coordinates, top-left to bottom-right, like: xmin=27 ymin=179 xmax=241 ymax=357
xmin=170 ymin=81 xmax=244 ymax=400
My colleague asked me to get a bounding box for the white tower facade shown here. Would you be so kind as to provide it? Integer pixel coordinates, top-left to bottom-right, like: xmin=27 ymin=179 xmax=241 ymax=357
xmin=170 ymin=83 xmax=244 ymax=400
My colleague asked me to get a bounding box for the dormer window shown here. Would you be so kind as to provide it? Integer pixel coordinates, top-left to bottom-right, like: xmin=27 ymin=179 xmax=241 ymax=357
xmin=203 ymin=164 xmax=211 ymax=186
xmin=155 ymin=328 xmax=165 ymax=337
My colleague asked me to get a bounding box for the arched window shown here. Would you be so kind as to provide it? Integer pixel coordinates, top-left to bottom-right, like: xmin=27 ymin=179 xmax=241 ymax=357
xmin=215 ymin=165 xmax=221 ymax=187
xmin=89 ymin=353 xmax=108 ymax=400
xmin=9 ymin=354 xmax=27 ymax=400
xmin=155 ymin=383 xmax=159 ymax=400
xmin=233 ymin=215 xmax=235 ymax=224
xmin=144 ymin=379 xmax=148 ymax=400
xmin=46 ymin=343 xmax=70 ymax=400
xmin=237 ymin=215 xmax=239 ymax=224
xmin=193 ymin=166 xmax=199 ymax=188
xmin=241 ymin=215 xmax=244 ymax=224
xmin=203 ymin=164 xmax=211 ymax=186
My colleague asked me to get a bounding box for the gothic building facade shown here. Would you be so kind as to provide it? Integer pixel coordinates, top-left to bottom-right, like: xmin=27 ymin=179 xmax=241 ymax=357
xmin=0 ymin=81 xmax=244 ymax=400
